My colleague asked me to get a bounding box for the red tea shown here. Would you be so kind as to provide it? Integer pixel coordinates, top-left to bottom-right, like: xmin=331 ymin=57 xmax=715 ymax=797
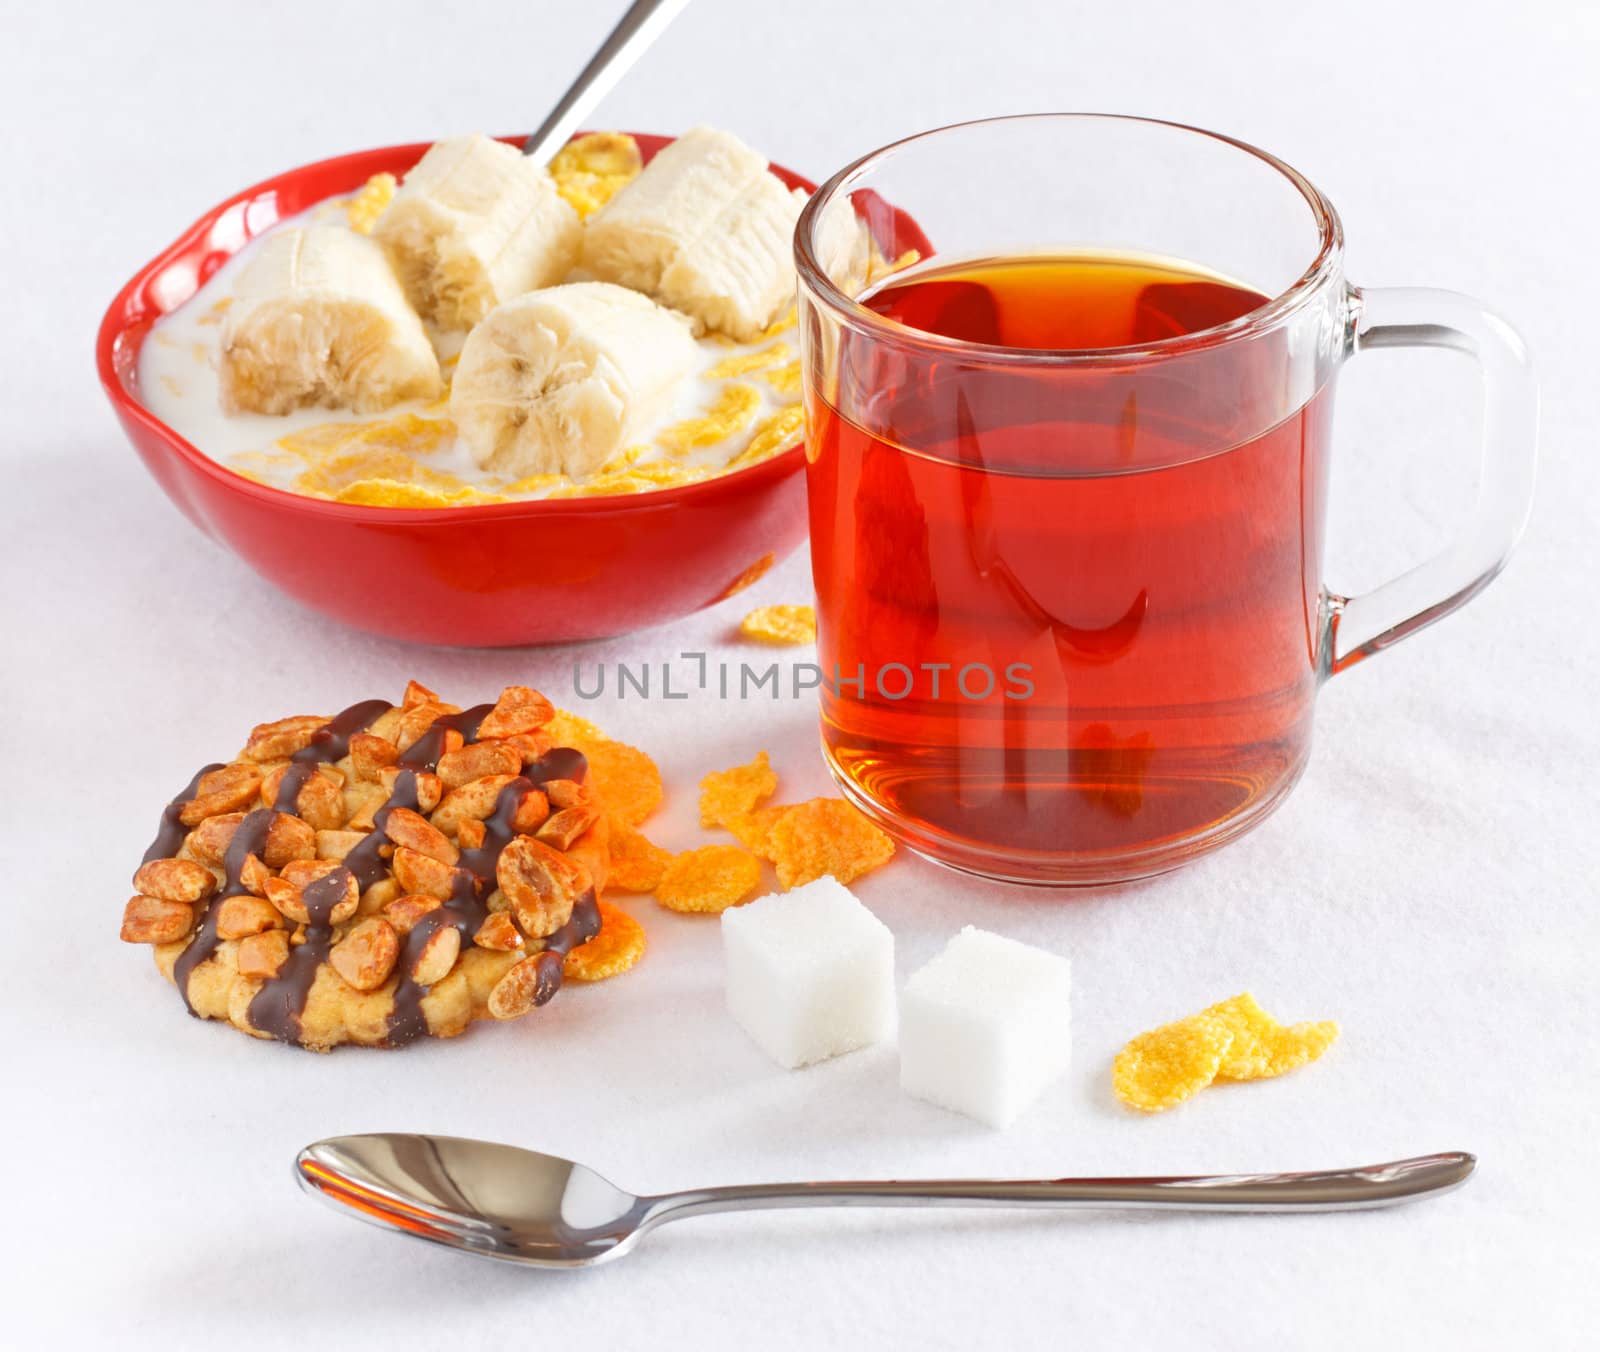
xmin=806 ymin=253 xmax=1334 ymax=880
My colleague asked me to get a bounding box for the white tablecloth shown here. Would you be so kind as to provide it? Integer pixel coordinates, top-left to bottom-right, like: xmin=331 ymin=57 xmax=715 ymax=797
xmin=4 ymin=1 xmax=1595 ymax=1346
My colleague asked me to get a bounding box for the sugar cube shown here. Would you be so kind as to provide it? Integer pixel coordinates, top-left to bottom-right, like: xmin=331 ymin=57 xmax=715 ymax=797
xmin=721 ymin=876 xmax=895 ymax=1068
xmin=899 ymin=926 xmax=1072 ymax=1127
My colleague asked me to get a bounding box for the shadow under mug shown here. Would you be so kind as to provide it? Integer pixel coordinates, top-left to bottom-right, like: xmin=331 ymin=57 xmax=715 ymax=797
xmin=794 ymin=114 xmax=1537 ymax=887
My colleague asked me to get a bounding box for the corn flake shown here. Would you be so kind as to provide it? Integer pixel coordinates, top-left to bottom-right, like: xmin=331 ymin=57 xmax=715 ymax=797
xmin=1113 ymin=993 xmax=1341 ymax=1111
xmin=563 ymin=900 xmax=646 ymax=981
xmin=551 ymin=133 xmax=643 ymax=218
xmin=705 ymin=342 xmax=790 ymax=380
xmin=580 ymin=739 xmax=662 ymax=827
xmin=766 ymin=798 xmax=894 ymax=889
xmin=699 ymin=751 xmax=777 ymax=829
xmin=729 ymin=405 xmax=804 ymax=469
xmin=655 ymin=845 xmax=762 ymax=914
xmin=606 ymin=825 xmax=672 ymax=893
xmin=333 ymin=479 xmax=499 ymax=508
xmin=658 ymin=383 xmax=762 ymax=454
xmin=1113 ymin=1013 xmax=1237 ymax=1113
xmin=1205 ymin=992 xmax=1340 ymax=1081
xmin=545 ymin=709 xmax=608 ymax=747
xmin=739 ymin=604 xmax=816 ymax=646
xmin=725 ymin=805 xmax=790 ymax=857
xmin=762 ymin=360 xmax=803 ymax=397
xmin=345 ymin=172 xmax=397 ymax=233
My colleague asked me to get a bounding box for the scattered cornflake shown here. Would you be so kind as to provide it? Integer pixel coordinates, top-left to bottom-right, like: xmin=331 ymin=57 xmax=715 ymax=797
xmin=345 ymin=172 xmax=397 ymax=233
xmin=1112 ymin=992 xmax=1341 ymax=1112
xmin=551 ymin=132 xmax=643 ymax=218
xmin=725 ymin=805 xmax=790 ymax=857
xmin=766 ymin=798 xmax=895 ymax=889
xmin=762 ymin=360 xmax=803 ymax=397
xmin=563 ymin=900 xmax=646 ymax=981
xmin=160 ymin=374 xmax=183 ymax=398
xmin=658 ymin=383 xmax=762 ymax=453
xmin=699 ymin=751 xmax=778 ymax=828
xmin=655 ymin=844 xmax=762 ymax=914
xmin=1113 ymin=1013 xmax=1237 ymax=1114
xmin=545 ymin=709 xmax=608 ymax=747
xmin=739 ymin=604 xmax=816 ymax=646
xmin=715 ymin=552 xmax=776 ymax=601
xmin=705 ymin=342 xmax=790 ymax=380
xmin=1205 ymin=992 xmax=1340 ymax=1081
xmin=579 ymin=739 xmax=663 ymax=827
xmin=606 ymin=824 xmax=673 ymax=893
xmin=728 ymin=405 xmax=804 ymax=469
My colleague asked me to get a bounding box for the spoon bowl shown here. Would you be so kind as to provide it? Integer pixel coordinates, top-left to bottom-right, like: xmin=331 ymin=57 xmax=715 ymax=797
xmin=296 ymin=1133 xmax=1476 ymax=1270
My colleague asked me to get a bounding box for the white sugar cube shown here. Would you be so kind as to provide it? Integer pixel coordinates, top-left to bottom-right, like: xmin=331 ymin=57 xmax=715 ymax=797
xmin=899 ymin=926 xmax=1072 ymax=1127
xmin=721 ymin=876 xmax=895 ymax=1069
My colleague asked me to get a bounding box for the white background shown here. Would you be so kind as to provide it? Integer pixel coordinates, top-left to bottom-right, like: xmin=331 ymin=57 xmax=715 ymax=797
xmin=3 ymin=0 xmax=1597 ymax=1347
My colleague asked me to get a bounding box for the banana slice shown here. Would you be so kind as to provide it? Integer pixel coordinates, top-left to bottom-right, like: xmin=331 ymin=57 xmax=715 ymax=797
xmin=581 ymin=127 xmax=804 ymax=341
xmin=375 ymin=133 xmax=582 ymax=331
xmin=218 ymin=226 xmax=441 ymax=416
xmin=448 ymin=281 xmax=697 ymax=479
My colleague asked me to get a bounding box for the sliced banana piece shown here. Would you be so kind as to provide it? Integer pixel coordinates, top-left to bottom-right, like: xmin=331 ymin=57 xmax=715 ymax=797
xmin=657 ymin=173 xmax=807 ymax=341
xmin=581 ymin=127 xmax=803 ymax=341
xmin=218 ymin=226 xmax=441 ymax=416
xmin=449 ymin=281 xmax=697 ymax=479
xmin=375 ymin=133 xmax=582 ymax=332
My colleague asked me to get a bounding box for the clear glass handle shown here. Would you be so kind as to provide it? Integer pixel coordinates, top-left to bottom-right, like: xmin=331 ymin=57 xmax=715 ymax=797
xmin=1330 ymin=286 xmax=1538 ymax=673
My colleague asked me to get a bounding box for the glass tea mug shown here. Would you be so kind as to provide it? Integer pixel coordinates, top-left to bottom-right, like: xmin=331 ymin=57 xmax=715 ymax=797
xmin=794 ymin=115 xmax=1536 ymax=886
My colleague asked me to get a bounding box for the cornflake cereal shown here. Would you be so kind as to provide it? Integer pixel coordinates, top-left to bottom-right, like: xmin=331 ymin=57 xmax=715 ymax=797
xmin=1112 ymin=1014 xmax=1237 ymax=1114
xmin=658 ymin=383 xmax=762 ymax=454
xmin=138 ymin=130 xmax=815 ymax=510
xmin=345 ymin=173 xmax=397 ymax=233
xmin=1206 ymin=992 xmax=1340 ymax=1081
xmin=729 ymin=406 xmax=805 ymax=469
xmin=563 ymin=900 xmax=646 ymax=981
xmin=606 ymin=824 xmax=672 ymax=893
xmin=656 ymin=845 xmax=762 ymax=914
xmin=766 ymin=798 xmax=895 ymax=889
xmin=699 ymin=751 xmax=778 ymax=828
xmin=550 ymin=132 xmax=644 ymax=218
xmin=738 ymin=604 xmax=816 ymax=646
xmin=1112 ymin=992 xmax=1340 ymax=1112
xmin=580 ymin=739 xmax=664 ymax=828
xmin=725 ymin=805 xmax=789 ymax=856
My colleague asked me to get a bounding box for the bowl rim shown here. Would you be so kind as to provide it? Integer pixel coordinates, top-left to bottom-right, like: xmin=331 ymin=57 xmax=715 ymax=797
xmin=95 ymin=132 xmax=812 ymax=524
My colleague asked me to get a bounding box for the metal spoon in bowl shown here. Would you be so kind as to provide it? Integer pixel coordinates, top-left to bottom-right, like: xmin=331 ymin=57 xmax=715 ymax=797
xmin=295 ymin=1134 xmax=1475 ymax=1269
xmin=521 ymin=0 xmax=692 ymax=167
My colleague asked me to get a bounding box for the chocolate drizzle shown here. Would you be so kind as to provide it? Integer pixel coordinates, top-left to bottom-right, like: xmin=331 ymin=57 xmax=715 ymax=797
xmin=383 ymin=745 xmax=598 ymax=1047
xmin=171 ymin=806 xmax=274 ymax=1013
xmin=149 ymin=695 xmax=599 ymax=1049
xmin=142 ymin=763 xmax=223 ymax=865
xmin=271 ymin=698 xmax=394 ymax=814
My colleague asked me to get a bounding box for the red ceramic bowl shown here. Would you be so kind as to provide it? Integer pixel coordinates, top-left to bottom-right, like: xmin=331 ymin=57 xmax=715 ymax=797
xmin=97 ymin=134 xmax=813 ymax=647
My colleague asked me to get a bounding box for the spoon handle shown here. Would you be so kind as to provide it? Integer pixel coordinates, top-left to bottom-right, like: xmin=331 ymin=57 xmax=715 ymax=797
xmin=521 ymin=0 xmax=692 ymax=165
xmin=643 ymin=1153 xmax=1474 ymax=1224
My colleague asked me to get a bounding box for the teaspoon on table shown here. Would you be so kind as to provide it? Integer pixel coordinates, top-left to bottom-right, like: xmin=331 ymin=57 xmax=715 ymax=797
xmin=295 ymin=1134 xmax=1475 ymax=1269
xmin=520 ymin=0 xmax=692 ymax=167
